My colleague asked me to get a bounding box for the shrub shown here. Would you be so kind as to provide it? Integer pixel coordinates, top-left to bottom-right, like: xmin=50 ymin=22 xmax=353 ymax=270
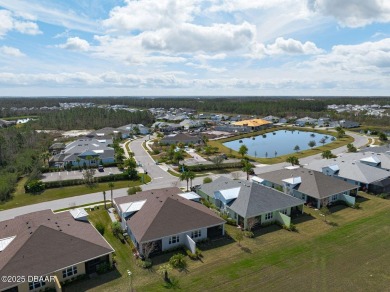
xmin=244 ymin=231 xmax=254 ymax=238
xmin=188 ymin=162 xmax=243 ymax=172
xmin=185 ymin=248 xmax=202 ymax=260
xmin=220 ymin=213 xmax=237 ymax=225
xmin=127 ymin=186 xmax=142 ymax=195
xmin=111 ymin=222 xmax=122 ymax=238
xmin=95 ymin=222 xmax=105 ymax=235
xmin=96 ymin=262 xmax=110 ymax=274
xmin=378 ymin=193 xmax=389 ymax=199
xmin=24 ymin=180 xmax=45 ymax=193
xmin=169 ymin=253 xmax=187 ymax=269
xmin=203 ymin=177 xmax=212 ymax=184
xmin=136 ymin=258 xmax=152 ymax=269
xmin=282 ymin=223 xmax=298 ymax=232
xmin=352 ymin=202 xmax=361 ymax=209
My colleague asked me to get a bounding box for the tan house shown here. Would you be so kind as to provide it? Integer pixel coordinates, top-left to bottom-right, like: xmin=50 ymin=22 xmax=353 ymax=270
xmin=0 ymin=209 xmax=114 ymax=292
xmin=232 ymin=119 xmax=272 ymax=131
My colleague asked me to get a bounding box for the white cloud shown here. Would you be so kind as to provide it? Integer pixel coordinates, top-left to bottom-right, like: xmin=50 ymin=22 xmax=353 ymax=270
xmin=0 ymin=9 xmax=41 ymax=37
xmin=0 ymin=46 xmax=25 ymax=57
xmin=309 ymin=0 xmax=390 ymax=27
xmin=103 ymin=0 xmax=198 ymax=32
xmin=306 ymin=38 xmax=390 ymax=72
xmin=265 ymin=37 xmax=324 ymax=55
xmin=0 ymin=0 xmax=99 ymax=33
xmin=59 ymin=37 xmax=90 ymax=51
xmin=141 ymin=22 xmax=255 ymax=53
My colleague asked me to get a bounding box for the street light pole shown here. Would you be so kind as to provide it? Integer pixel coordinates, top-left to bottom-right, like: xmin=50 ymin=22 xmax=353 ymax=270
xmin=127 ymin=270 xmax=133 ymax=292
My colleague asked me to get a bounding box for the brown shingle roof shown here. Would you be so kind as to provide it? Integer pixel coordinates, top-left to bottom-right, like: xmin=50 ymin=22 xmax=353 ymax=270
xmin=0 ymin=210 xmax=113 ymax=290
xmin=114 ymin=188 xmax=225 ymax=243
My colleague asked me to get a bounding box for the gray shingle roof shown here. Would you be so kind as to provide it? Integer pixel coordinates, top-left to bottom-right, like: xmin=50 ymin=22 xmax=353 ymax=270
xmin=258 ymin=168 xmax=358 ymax=199
xmin=199 ymin=177 xmax=304 ymax=218
xmin=305 ymin=158 xmax=390 ymax=184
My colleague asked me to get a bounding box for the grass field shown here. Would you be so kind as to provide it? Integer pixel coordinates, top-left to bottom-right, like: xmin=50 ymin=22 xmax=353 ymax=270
xmin=0 ymin=176 xmax=151 ymax=210
xmin=65 ymin=192 xmax=390 ymax=292
xmin=208 ymin=126 xmax=354 ymax=164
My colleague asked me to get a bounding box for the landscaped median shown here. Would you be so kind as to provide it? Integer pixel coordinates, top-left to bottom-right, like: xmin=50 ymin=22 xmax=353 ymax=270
xmin=208 ymin=126 xmax=354 ymax=164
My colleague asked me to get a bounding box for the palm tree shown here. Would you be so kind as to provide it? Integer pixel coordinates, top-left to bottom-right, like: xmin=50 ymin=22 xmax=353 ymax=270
xmin=86 ymin=155 xmax=93 ymax=168
xmin=242 ymin=160 xmax=254 ymax=181
xmin=103 ymin=190 xmax=107 ymax=209
xmin=286 ymin=156 xmax=299 ymax=166
xmin=108 ymin=182 xmax=114 ymax=203
xmin=41 ymin=151 xmax=51 ymax=167
xmin=188 ymin=171 xmax=196 ymax=189
xmin=319 ymin=137 xmax=326 ymax=146
xmin=180 ymin=171 xmax=191 ymax=191
xmin=76 ymin=157 xmax=81 ymax=171
xmin=238 ymin=145 xmax=248 ymax=158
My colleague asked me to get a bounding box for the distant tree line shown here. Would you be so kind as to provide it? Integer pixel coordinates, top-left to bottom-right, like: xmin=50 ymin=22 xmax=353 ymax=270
xmin=1 ymin=97 xmax=390 ymax=118
xmin=0 ymin=125 xmax=53 ymax=201
xmin=32 ymin=108 xmax=155 ymax=130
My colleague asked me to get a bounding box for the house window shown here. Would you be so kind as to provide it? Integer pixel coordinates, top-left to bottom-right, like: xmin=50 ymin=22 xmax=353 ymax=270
xmin=169 ymin=235 xmax=180 ymax=244
xmin=191 ymin=230 xmax=201 ymax=239
xmin=265 ymin=212 xmax=273 ymax=220
xmin=62 ymin=265 xmax=78 ymax=278
xmin=29 ymin=281 xmax=46 ymax=291
xmin=332 ymin=195 xmax=338 ymax=201
xmin=301 ymin=194 xmax=305 ymax=200
xmin=280 ymin=209 xmax=288 ymax=215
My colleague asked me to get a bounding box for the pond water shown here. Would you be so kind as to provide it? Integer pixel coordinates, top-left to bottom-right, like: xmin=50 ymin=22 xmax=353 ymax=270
xmin=223 ymin=130 xmax=335 ymax=158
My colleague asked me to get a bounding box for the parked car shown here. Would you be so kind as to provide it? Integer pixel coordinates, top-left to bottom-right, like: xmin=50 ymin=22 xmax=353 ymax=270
xmin=98 ymin=165 xmax=104 ymax=172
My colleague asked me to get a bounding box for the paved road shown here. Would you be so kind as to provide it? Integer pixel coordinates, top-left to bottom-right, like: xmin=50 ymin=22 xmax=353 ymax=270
xmin=0 ymin=131 xmax=368 ymax=220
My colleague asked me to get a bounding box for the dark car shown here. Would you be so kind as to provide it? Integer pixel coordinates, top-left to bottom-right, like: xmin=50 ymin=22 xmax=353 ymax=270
xmin=98 ymin=165 xmax=104 ymax=172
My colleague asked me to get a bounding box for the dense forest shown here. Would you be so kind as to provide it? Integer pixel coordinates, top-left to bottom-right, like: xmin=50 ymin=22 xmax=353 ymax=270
xmin=0 ymin=125 xmax=53 ymax=201
xmin=32 ymin=108 xmax=155 ymax=130
xmin=1 ymin=96 xmax=390 ymax=118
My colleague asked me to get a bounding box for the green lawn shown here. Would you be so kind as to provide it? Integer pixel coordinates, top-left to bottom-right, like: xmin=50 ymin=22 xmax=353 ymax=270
xmin=0 ymin=176 xmax=151 ymax=211
xmin=64 ymin=192 xmax=390 ymax=291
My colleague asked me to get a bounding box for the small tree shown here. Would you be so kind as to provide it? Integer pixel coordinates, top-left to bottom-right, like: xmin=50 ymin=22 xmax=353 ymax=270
xmin=238 ymin=145 xmax=248 ymax=158
xmin=188 ymin=171 xmax=195 ymax=189
xmin=294 ymin=145 xmax=300 ymax=153
xmin=127 ymin=186 xmax=142 ymax=195
xmin=180 ymin=171 xmax=191 ymax=191
xmin=319 ymin=206 xmax=331 ymax=223
xmin=319 ymin=137 xmax=326 ymax=146
xmin=308 ymin=140 xmax=316 ymax=148
xmin=111 ymin=222 xmax=122 ymax=238
xmin=83 ymin=168 xmax=96 ymax=186
xmin=322 ymin=150 xmax=335 ymax=159
xmin=347 ymin=143 xmax=357 ymax=153
xmin=378 ymin=132 xmax=388 ymax=141
xmin=95 ymin=222 xmax=105 ymax=235
xmin=246 ymin=217 xmax=259 ymax=231
xmin=158 ymin=264 xmax=173 ymax=282
xmin=169 ymin=253 xmax=187 ymax=270
xmin=242 ymin=160 xmax=254 ymax=180
xmin=211 ymin=155 xmax=224 ymax=168
xmin=143 ymin=241 xmax=157 ymax=260
xmin=103 ymin=190 xmax=107 ymax=209
xmin=286 ymin=156 xmax=299 ymax=166
xmin=108 ymin=182 xmax=114 ymax=203
xmin=233 ymin=231 xmax=244 ymax=246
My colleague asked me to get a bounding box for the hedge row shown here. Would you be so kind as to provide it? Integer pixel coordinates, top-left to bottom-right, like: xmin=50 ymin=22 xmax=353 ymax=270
xmin=43 ymin=173 xmax=137 ymax=189
xmin=41 ymin=162 xmax=118 ymax=173
xmin=186 ymin=162 xmax=243 ymax=171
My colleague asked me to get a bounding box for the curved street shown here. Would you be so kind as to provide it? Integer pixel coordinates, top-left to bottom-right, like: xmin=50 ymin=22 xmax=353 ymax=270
xmin=0 ymin=131 xmax=369 ymax=221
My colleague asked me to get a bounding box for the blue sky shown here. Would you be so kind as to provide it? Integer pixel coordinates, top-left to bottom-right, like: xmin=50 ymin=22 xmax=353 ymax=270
xmin=0 ymin=0 xmax=389 ymax=96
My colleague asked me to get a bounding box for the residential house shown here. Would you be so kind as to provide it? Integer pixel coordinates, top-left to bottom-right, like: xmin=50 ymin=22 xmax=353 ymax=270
xmin=49 ymin=142 xmax=66 ymax=155
xmin=263 ymin=115 xmax=280 ymax=123
xmin=305 ymin=157 xmax=390 ymax=194
xmin=0 ymin=209 xmax=114 ymax=292
xmin=152 ymin=122 xmax=182 ymax=133
xmin=86 ymin=127 xmax=119 ymax=140
xmin=49 ymin=138 xmax=115 ymax=168
xmin=232 ymin=119 xmax=272 ymax=131
xmin=197 ymin=177 xmax=304 ymax=230
xmin=179 ymin=119 xmax=204 ymax=130
xmin=160 ymin=133 xmax=202 ymax=145
xmin=117 ymin=124 xmax=150 ymax=137
xmin=295 ymin=117 xmax=317 ymax=126
xmin=257 ymin=167 xmax=358 ymax=209
xmin=0 ymin=119 xmax=16 ymax=128
xmin=113 ymin=187 xmax=225 ymax=256
xmin=339 ymin=120 xmax=360 ymax=128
